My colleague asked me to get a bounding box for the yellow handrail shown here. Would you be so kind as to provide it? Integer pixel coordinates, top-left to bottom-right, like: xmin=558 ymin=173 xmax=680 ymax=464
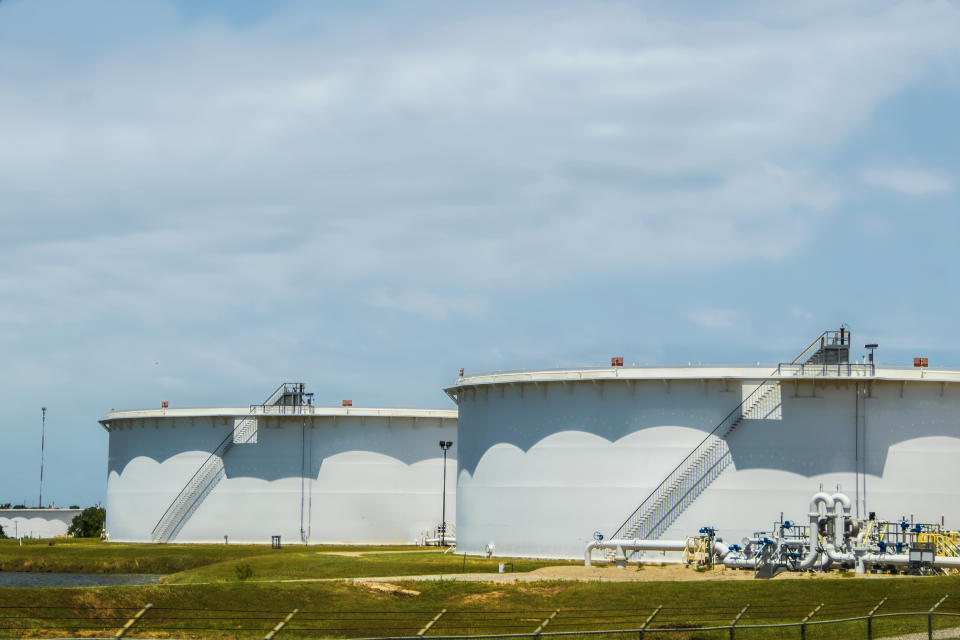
xmin=792 ymin=332 xmax=828 ymax=364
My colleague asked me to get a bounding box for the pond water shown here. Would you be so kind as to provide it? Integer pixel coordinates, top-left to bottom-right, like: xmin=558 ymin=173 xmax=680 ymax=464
xmin=0 ymin=572 xmax=161 ymax=587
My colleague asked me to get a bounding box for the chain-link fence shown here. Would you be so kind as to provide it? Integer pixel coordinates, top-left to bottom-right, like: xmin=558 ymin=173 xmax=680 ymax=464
xmin=0 ymin=596 xmax=956 ymax=640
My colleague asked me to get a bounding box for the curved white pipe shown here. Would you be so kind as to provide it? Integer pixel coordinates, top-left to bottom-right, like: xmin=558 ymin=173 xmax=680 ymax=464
xmin=810 ymin=492 xmax=835 ymax=512
xmin=712 ymin=541 xmax=758 ymax=568
xmin=590 ymin=492 xmax=960 ymax=574
xmin=831 ymin=493 xmax=851 ymax=549
xmin=795 ymin=492 xmax=835 ymax=570
xmin=584 ymin=539 xmax=688 ymax=567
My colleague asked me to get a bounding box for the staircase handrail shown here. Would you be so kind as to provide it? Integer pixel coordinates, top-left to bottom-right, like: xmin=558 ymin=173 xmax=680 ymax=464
xmin=791 ymin=331 xmax=829 ymax=364
xmin=149 ymin=423 xmax=244 ymax=541
xmin=149 ymin=383 xmax=301 ymax=542
xmin=609 ymin=331 xmax=839 ymax=540
xmin=262 ymin=382 xmax=294 ymax=407
xmin=607 ymin=373 xmax=778 ymax=539
xmin=792 ymin=328 xmax=851 ymax=364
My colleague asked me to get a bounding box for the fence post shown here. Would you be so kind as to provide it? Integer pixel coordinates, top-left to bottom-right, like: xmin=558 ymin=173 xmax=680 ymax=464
xmin=532 ymin=609 xmax=559 ymax=638
xmin=114 ymin=603 xmax=152 ymax=639
xmin=417 ymin=609 xmax=447 ymax=637
xmin=928 ymin=594 xmax=949 ymax=640
xmin=866 ymin=597 xmax=887 ymax=639
xmin=263 ymin=608 xmax=298 ymax=640
xmin=800 ymin=603 xmax=822 ymax=640
xmin=729 ymin=605 xmax=749 ymax=640
xmin=638 ymin=605 xmax=662 ymax=640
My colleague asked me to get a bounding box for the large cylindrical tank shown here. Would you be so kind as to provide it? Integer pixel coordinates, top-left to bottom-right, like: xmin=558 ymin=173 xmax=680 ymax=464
xmin=102 ymin=405 xmax=457 ymax=544
xmin=447 ymin=365 xmax=960 ymax=559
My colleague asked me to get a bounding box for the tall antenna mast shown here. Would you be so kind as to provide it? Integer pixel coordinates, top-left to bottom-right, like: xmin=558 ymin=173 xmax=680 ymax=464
xmin=39 ymin=407 xmax=47 ymax=508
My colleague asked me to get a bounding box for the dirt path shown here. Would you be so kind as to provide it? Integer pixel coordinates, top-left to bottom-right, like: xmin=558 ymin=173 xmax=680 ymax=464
xmin=315 ymin=549 xmax=445 ymax=557
xmin=348 ymin=563 xmax=906 ymax=584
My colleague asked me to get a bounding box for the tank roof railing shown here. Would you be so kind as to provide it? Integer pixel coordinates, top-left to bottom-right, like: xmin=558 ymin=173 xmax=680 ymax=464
xmin=458 ymin=328 xmax=859 ymax=382
xmin=251 ymin=382 xmax=314 ymax=413
xmin=459 ymin=363 xmax=778 ymax=380
xmin=250 ymin=403 xmax=315 ymax=416
xmin=777 ymin=362 xmax=875 ymax=377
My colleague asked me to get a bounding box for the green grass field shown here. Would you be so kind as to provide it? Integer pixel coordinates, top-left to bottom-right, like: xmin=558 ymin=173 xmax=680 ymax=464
xmin=2 ymin=540 xmax=960 ymax=639
xmin=164 ymin=550 xmax=572 ymax=584
xmin=3 ymin=574 xmax=960 ymax=638
xmin=0 ymin=538 xmax=417 ymax=574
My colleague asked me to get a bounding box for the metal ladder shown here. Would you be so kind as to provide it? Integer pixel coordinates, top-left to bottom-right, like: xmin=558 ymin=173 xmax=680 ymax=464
xmin=605 ymin=380 xmax=780 ymax=557
xmin=149 ymin=383 xmax=300 ymax=543
xmin=602 ymin=332 xmax=841 ymax=560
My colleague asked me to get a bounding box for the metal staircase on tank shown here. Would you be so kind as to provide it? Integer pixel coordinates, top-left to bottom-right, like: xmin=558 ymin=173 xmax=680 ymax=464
xmin=604 ymin=329 xmax=852 ymax=559
xmin=799 ymin=326 xmax=851 ymax=365
xmin=605 ymin=380 xmax=781 ymax=556
xmin=150 ymin=383 xmax=313 ymax=543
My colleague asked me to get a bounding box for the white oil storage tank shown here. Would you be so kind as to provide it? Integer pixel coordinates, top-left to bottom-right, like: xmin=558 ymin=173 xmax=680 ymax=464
xmin=446 ymin=330 xmax=960 ymax=559
xmin=101 ymin=383 xmax=457 ymax=544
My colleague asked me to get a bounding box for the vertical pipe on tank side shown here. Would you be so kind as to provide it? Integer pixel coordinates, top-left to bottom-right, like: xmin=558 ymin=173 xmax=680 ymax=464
xmin=307 ymin=422 xmax=313 ymax=543
xmin=855 ymin=383 xmax=860 ymax=519
xmin=300 ymin=417 xmax=307 ymax=544
xmin=862 ymin=384 xmax=868 ymax=519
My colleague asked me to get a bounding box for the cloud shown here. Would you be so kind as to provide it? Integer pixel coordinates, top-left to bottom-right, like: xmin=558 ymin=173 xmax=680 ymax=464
xmin=860 ymin=167 xmax=954 ymax=195
xmin=685 ymin=309 xmax=738 ymax=330
xmin=1 ymin=1 xmax=957 ymax=305
xmin=369 ymin=290 xmax=489 ymax=322
xmin=0 ymin=1 xmax=956 ymax=355
xmin=3 ymin=0 xmax=960 ymax=505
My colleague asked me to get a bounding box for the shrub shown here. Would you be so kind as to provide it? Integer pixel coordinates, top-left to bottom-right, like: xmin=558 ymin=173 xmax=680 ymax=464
xmin=0 ymin=524 xmax=6 ymax=539
xmin=235 ymin=563 xmax=254 ymax=581
xmin=67 ymin=506 xmax=106 ymax=538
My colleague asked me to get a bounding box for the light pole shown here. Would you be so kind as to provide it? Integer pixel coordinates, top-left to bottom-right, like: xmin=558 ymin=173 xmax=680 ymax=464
xmin=39 ymin=407 xmax=47 ymax=508
xmin=439 ymin=440 xmax=453 ymax=546
xmin=865 ymin=343 xmax=879 ymax=373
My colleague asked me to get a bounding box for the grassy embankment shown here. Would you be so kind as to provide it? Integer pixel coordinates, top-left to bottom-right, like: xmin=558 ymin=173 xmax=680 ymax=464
xmin=3 ymin=574 xmax=960 ymax=638
xmin=3 ymin=540 xmax=960 ymax=638
xmin=0 ymin=539 xmax=566 ymax=579
xmin=0 ymin=538 xmax=416 ymax=574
